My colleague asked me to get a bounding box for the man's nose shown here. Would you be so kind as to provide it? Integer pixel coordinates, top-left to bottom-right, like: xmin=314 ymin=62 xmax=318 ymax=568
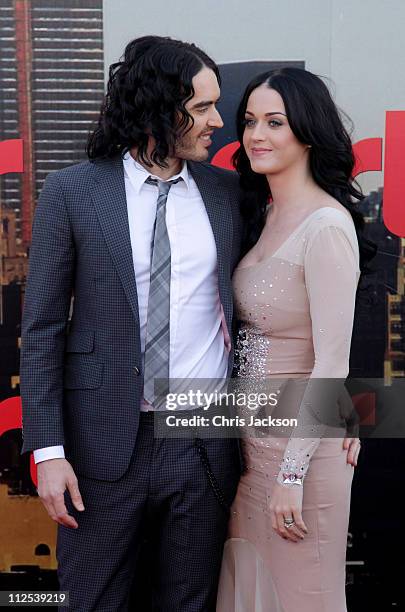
xmin=208 ymin=107 xmax=224 ymax=129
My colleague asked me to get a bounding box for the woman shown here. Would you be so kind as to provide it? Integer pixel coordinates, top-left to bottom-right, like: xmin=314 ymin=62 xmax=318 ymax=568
xmin=217 ymin=68 xmax=370 ymax=611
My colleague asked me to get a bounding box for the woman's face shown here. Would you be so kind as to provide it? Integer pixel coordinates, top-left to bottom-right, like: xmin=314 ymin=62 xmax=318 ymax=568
xmin=242 ymin=84 xmax=309 ymax=176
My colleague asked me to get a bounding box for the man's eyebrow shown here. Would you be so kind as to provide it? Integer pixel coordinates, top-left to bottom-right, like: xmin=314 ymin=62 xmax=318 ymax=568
xmin=245 ymin=110 xmax=286 ymax=117
xmin=191 ymin=99 xmax=220 ymax=109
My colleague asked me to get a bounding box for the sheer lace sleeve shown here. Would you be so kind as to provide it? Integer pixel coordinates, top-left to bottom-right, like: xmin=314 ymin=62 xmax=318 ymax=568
xmin=276 ymin=218 xmax=360 ymax=486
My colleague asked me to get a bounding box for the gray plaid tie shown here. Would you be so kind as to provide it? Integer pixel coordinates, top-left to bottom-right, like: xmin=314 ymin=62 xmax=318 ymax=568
xmin=143 ymin=176 xmax=182 ymax=407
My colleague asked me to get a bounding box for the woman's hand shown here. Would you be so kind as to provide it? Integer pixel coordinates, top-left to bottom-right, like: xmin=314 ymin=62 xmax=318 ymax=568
xmin=269 ymin=482 xmax=308 ymax=542
xmin=343 ymin=437 xmax=361 ymax=466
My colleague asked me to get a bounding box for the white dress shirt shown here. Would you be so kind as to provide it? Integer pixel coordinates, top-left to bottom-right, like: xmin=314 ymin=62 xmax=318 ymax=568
xmin=33 ymin=154 xmax=229 ymax=463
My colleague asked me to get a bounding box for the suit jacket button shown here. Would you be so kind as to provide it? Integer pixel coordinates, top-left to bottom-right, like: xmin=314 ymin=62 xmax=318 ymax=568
xmin=133 ymin=366 xmax=140 ymax=376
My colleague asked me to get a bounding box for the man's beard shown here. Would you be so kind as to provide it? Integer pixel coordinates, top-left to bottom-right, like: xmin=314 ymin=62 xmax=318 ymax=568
xmin=175 ymin=132 xmax=209 ymax=162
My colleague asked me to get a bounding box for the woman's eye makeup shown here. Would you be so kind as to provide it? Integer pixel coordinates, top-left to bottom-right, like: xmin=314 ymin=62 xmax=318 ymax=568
xmin=242 ymin=118 xmax=256 ymax=127
xmin=242 ymin=117 xmax=283 ymax=127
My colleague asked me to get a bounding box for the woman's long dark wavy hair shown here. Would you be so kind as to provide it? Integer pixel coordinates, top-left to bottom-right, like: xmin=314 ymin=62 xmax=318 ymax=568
xmin=234 ymin=67 xmax=376 ymax=272
xmin=87 ymin=35 xmax=220 ymax=166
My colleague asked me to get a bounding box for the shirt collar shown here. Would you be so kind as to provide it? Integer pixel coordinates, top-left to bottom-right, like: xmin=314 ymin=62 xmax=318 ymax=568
xmin=123 ymin=152 xmax=191 ymax=195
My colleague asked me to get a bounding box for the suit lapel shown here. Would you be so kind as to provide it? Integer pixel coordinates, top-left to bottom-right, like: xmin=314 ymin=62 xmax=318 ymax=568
xmin=89 ymin=156 xmax=140 ymax=329
xmin=188 ymin=162 xmax=234 ymax=321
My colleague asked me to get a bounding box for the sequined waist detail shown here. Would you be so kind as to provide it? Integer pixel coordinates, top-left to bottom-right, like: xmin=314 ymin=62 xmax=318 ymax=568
xmin=234 ymin=324 xmax=271 ymax=378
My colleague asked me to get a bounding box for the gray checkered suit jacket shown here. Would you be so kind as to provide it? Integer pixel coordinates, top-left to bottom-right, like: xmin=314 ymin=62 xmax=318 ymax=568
xmin=20 ymin=155 xmax=244 ymax=481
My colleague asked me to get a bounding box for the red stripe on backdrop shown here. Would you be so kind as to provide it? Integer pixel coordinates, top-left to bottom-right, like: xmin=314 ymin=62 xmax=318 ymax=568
xmin=352 ymin=138 xmax=383 ymax=177
xmin=0 ymin=139 xmax=24 ymax=175
xmin=0 ymin=397 xmax=37 ymax=487
xmin=211 ymin=141 xmax=239 ymax=170
xmin=383 ymin=111 xmax=405 ymax=237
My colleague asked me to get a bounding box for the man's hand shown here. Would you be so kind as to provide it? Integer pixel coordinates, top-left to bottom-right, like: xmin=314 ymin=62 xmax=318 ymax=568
xmin=36 ymin=458 xmax=85 ymax=529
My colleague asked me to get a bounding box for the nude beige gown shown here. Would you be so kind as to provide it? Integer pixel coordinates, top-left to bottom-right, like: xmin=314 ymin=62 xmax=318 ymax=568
xmin=217 ymin=207 xmax=360 ymax=612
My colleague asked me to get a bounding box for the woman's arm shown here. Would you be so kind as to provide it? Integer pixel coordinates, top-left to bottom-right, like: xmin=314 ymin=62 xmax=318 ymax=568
xmin=277 ymin=220 xmax=359 ymax=484
xmin=276 ymin=222 xmax=360 ymax=486
xmin=269 ymin=220 xmax=360 ymax=542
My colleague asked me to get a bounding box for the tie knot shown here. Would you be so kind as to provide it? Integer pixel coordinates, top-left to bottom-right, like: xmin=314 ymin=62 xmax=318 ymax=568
xmin=146 ymin=176 xmax=182 ymax=196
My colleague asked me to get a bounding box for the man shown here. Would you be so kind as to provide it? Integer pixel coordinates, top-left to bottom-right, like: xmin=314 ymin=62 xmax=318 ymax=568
xmin=20 ymin=36 xmax=243 ymax=611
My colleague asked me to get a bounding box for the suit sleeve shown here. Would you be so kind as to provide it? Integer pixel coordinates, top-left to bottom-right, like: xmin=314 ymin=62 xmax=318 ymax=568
xmin=20 ymin=172 xmax=75 ymax=454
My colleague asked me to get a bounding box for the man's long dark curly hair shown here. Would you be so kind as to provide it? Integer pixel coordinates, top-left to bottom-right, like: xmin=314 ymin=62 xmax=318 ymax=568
xmin=234 ymin=67 xmax=376 ymax=272
xmin=87 ymin=35 xmax=220 ymax=167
